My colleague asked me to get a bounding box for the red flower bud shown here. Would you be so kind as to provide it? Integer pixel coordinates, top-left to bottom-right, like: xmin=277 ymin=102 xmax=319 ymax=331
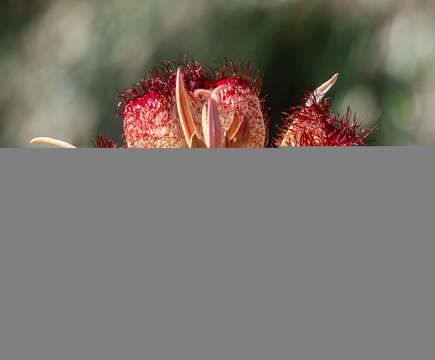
xmin=275 ymin=75 xmax=375 ymax=147
xmin=118 ymin=60 xmax=267 ymax=148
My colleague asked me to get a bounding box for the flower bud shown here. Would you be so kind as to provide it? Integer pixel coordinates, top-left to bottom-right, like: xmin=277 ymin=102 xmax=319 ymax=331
xmin=276 ymin=77 xmax=374 ymax=147
xmin=119 ymin=60 xmax=267 ymax=148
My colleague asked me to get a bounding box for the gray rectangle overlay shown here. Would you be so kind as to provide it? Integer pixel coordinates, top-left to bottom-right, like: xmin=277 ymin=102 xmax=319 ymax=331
xmin=0 ymin=148 xmax=434 ymax=360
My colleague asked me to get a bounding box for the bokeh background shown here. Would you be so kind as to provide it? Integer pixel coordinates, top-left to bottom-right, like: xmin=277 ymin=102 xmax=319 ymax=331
xmin=1 ymin=0 xmax=434 ymax=147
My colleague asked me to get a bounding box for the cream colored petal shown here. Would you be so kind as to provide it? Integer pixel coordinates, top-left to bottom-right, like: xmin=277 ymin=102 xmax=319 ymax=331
xmin=30 ymin=137 xmax=77 ymax=148
xmin=226 ymin=113 xmax=245 ymax=142
xmin=176 ymin=68 xmax=199 ymax=148
xmin=206 ymin=97 xmax=223 ymax=148
xmin=307 ymin=73 xmax=339 ymax=106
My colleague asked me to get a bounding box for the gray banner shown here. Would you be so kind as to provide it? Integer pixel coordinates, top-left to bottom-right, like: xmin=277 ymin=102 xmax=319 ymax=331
xmin=0 ymin=148 xmax=434 ymax=360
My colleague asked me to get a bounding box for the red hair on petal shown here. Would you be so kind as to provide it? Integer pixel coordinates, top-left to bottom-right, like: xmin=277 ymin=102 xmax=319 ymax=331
xmin=275 ymin=92 xmax=375 ymax=147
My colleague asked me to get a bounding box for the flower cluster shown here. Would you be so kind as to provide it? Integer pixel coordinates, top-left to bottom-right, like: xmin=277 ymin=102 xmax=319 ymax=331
xmin=30 ymin=59 xmax=374 ymax=148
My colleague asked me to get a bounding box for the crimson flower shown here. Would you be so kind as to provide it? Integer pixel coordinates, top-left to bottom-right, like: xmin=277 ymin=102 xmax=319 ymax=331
xmin=275 ymin=74 xmax=374 ymax=146
xmin=30 ymin=59 xmax=374 ymax=148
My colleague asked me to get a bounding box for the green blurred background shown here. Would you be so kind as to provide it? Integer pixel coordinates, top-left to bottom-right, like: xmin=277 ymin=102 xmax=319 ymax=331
xmin=1 ymin=0 xmax=434 ymax=147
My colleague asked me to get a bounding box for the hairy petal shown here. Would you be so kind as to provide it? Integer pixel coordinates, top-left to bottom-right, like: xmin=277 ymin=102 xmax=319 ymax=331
xmin=276 ymin=93 xmax=375 ymax=147
xmin=118 ymin=59 xmax=267 ymax=148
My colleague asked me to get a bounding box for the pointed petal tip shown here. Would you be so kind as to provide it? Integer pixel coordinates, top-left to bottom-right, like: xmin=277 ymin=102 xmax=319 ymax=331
xmin=318 ymin=73 xmax=339 ymax=94
xmin=175 ymin=68 xmax=199 ymax=148
xmin=329 ymin=73 xmax=339 ymax=88
xmin=30 ymin=137 xmax=76 ymax=148
xmin=307 ymin=73 xmax=340 ymax=107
